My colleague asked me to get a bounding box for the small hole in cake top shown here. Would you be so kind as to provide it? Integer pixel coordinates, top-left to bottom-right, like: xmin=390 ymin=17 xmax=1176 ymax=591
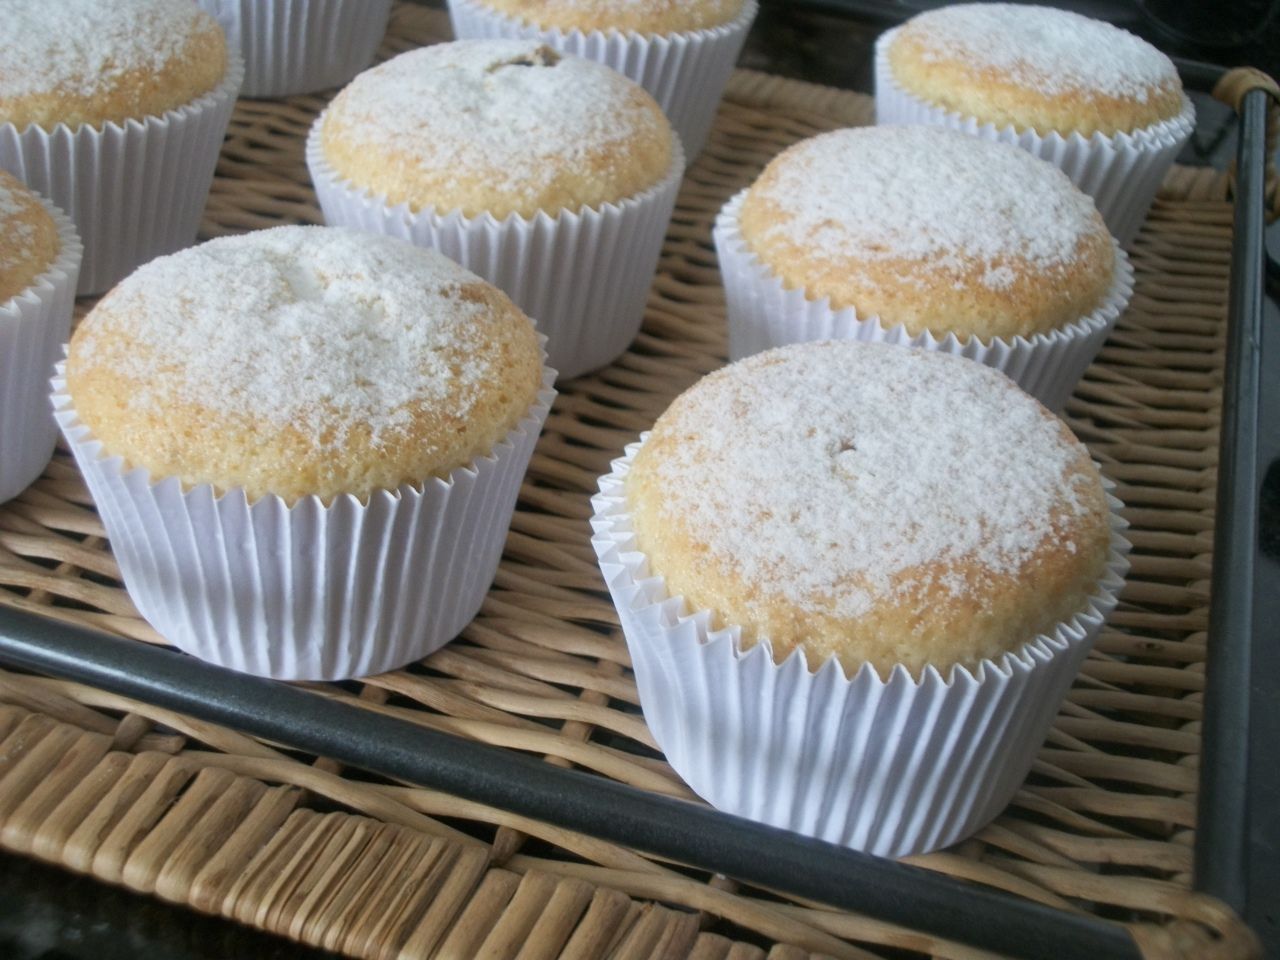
xmin=631 ymin=341 xmax=1103 ymax=621
xmin=319 ymin=39 xmax=673 ymax=218
xmin=895 ymin=3 xmax=1179 ymax=103
xmin=486 ymin=45 xmax=562 ymax=70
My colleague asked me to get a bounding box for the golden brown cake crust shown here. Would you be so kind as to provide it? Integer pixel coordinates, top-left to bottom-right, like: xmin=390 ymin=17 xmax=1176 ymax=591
xmin=66 ymin=227 xmax=543 ymax=504
xmin=627 ymin=341 xmax=1112 ymax=678
xmin=738 ymin=126 xmax=1116 ymax=341
xmin=472 ymin=0 xmax=745 ymax=34
xmin=0 ymin=171 xmax=59 ymax=304
xmin=0 ymin=0 xmax=227 ymax=130
xmin=887 ymin=4 xmax=1184 ymax=137
xmin=320 ymin=40 xmax=673 ymax=219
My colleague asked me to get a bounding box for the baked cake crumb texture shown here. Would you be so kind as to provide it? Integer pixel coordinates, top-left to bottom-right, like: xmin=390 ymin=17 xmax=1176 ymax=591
xmin=67 ymin=226 xmax=543 ymax=501
xmin=898 ymin=3 xmax=1178 ymax=103
xmin=321 ymin=39 xmax=672 ymax=217
xmin=737 ymin=126 xmax=1116 ymax=339
xmin=638 ymin=346 xmax=1093 ymax=617
xmin=0 ymin=171 xmax=59 ymax=303
xmin=0 ymin=0 xmax=226 ymax=128
xmin=75 ymin=228 xmax=503 ymax=443
xmin=472 ymin=0 xmax=744 ymax=34
xmin=751 ymin=126 xmax=1098 ymax=282
xmin=627 ymin=341 xmax=1111 ymax=674
xmin=886 ymin=2 xmax=1185 ymax=136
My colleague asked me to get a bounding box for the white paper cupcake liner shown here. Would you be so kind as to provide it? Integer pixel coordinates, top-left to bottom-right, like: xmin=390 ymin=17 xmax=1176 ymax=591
xmin=0 ymin=55 xmax=244 ymax=296
xmin=51 ymin=362 xmax=556 ymax=681
xmin=307 ymin=119 xmax=684 ymax=380
xmin=197 ymin=0 xmax=392 ymax=98
xmin=591 ymin=439 xmax=1130 ymax=858
xmin=0 ymin=203 xmax=82 ymax=505
xmin=873 ymin=29 xmax=1195 ymax=247
xmin=447 ymin=0 xmax=757 ymax=161
xmin=713 ymin=189 xmax=1134 ymax=412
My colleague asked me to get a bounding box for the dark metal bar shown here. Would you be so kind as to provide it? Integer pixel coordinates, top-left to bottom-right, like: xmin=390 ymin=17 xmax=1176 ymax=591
xmin=1194 ymin=87 xmax=1273 ymax=914
xmin=0 ymin=605 xmax=1143 ymax=960
xmin=1172 ymin=57 xmax=1230 ymax=95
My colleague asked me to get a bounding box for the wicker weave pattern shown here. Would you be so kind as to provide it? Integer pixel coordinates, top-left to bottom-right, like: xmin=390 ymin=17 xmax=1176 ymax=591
xmin=0 ymin=6 xmax=1263 ymax=958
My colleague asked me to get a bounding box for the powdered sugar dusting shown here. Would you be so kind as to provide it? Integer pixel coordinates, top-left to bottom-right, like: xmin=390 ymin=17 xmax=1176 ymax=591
xmin=638 ymin=342 xmax=1096 ymax=618
xmin=323 ymin=40 xmax=668 ymax=209
xmin=0 ymin=0 xmax=216 ymax=101
xmin=900 ymin=3 xmax=1178 ymax=101
xmin=72 ymin=226 xmax=513 ymax=448
xmin=752 ymin=127 xmax=1100 ymax=285
xmin=540 ymin=0 xmax=728 ymax=11
xmin=481 ymin=0 xmax=744 ymax=32
xmin=0 ymin=178 xmax=37 ymax=273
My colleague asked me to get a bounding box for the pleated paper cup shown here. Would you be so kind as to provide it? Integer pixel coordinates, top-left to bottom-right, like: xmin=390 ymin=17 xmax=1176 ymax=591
xmin=0 ymin=54 xmax=243 ymax=296
xmin=0 ymin=203 xmax=81 ymax=505
xmin=447 ymin=0 xmax=757 ymax=161
xmin=591 ymin=438 xmax=1130 ymax=858
xmin=197 ymin=0 xmax=392 ymax=98
xmin=714 ymin=190 xmax=1134 ymax=412
xmin=873 ymin=29 xmax=1194 ymax=248
xmin=51 ymin=363 xmax=556 ymax=681
xmin=307 ymin=119 xmax=684 ymax=380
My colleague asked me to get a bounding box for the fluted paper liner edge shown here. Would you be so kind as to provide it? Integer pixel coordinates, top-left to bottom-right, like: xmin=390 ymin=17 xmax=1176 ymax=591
xmin=197 ymin=0 xmax=392 ymax=98
xmin=0 ymin=201 xmax=82 ymax=503
xmin=590 ymin=437 xmax=1131 ymax=858
xmin=713 ymin=189 xmax=1135 ymax=412
xmin=0 ymin=54 xmax=243 ymax=295
xmin=872 ymin=29 xmax=1195 ymax=247
xmin=307 ymin=118 xmax=684 ymax=379
xmin=50 ymin=361 xmax=557 ymax=681
xmin=446 ymin=0 xmax=757 ymax=160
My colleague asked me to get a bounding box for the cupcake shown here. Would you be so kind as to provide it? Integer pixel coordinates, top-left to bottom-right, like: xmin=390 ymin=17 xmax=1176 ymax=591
xmin=0 ymin=172 xmax=81 ymax=504
xmin=196 ymin=0 xmax=393 ymax=98
xmin=875 ymin=3 xmax=1195 ymax=246
xmin=54 ymin=226 xmax=555 ymax=681
xmin=714 ymin=125 xmax=1134 ymax=411
xmin=0 ymin=0 xmax=243 ymax=295
xmin=592 ymin=341 xmax=1129 ymax=857
xmin=447 ymin=0 xmax=757 ymax=161
xmin=308 ymin=39 xmax=683 ymax=379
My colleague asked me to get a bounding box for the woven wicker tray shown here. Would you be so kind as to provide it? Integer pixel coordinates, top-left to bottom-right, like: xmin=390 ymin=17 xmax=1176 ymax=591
xmin=0 ymin=5 xmax=1265 ymax=958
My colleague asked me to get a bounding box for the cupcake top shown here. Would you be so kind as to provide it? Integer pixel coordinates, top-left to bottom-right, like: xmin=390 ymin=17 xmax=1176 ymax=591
xmin=738 ymin=126 xmax=1115 ymax=341
xmin=0 ymin=172 xmax=59 ymax=304
xmin=626 ymin=340 xmax=1111 ymax=678
xmin=887 ymin=3 xmax=1184 ymax=137
xmin=66 ymin=226 xmax=543 ymax=503
xmin=468 ymin=0 xmax=745 ymax=33
xmin=319 ymin=40 xmax=673 ymax=219
xmin=0 ymin=0 xmax=228 ymax=130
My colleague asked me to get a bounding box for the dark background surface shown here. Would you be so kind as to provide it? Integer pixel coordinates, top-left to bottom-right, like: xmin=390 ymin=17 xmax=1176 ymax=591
xmin=3 ymin=1 xmax=1278 ymax=958
xmin=0 ymin=852 xmax=335 ymax=960
xmin=741 ymin=0 xmax=1280 ymax=96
